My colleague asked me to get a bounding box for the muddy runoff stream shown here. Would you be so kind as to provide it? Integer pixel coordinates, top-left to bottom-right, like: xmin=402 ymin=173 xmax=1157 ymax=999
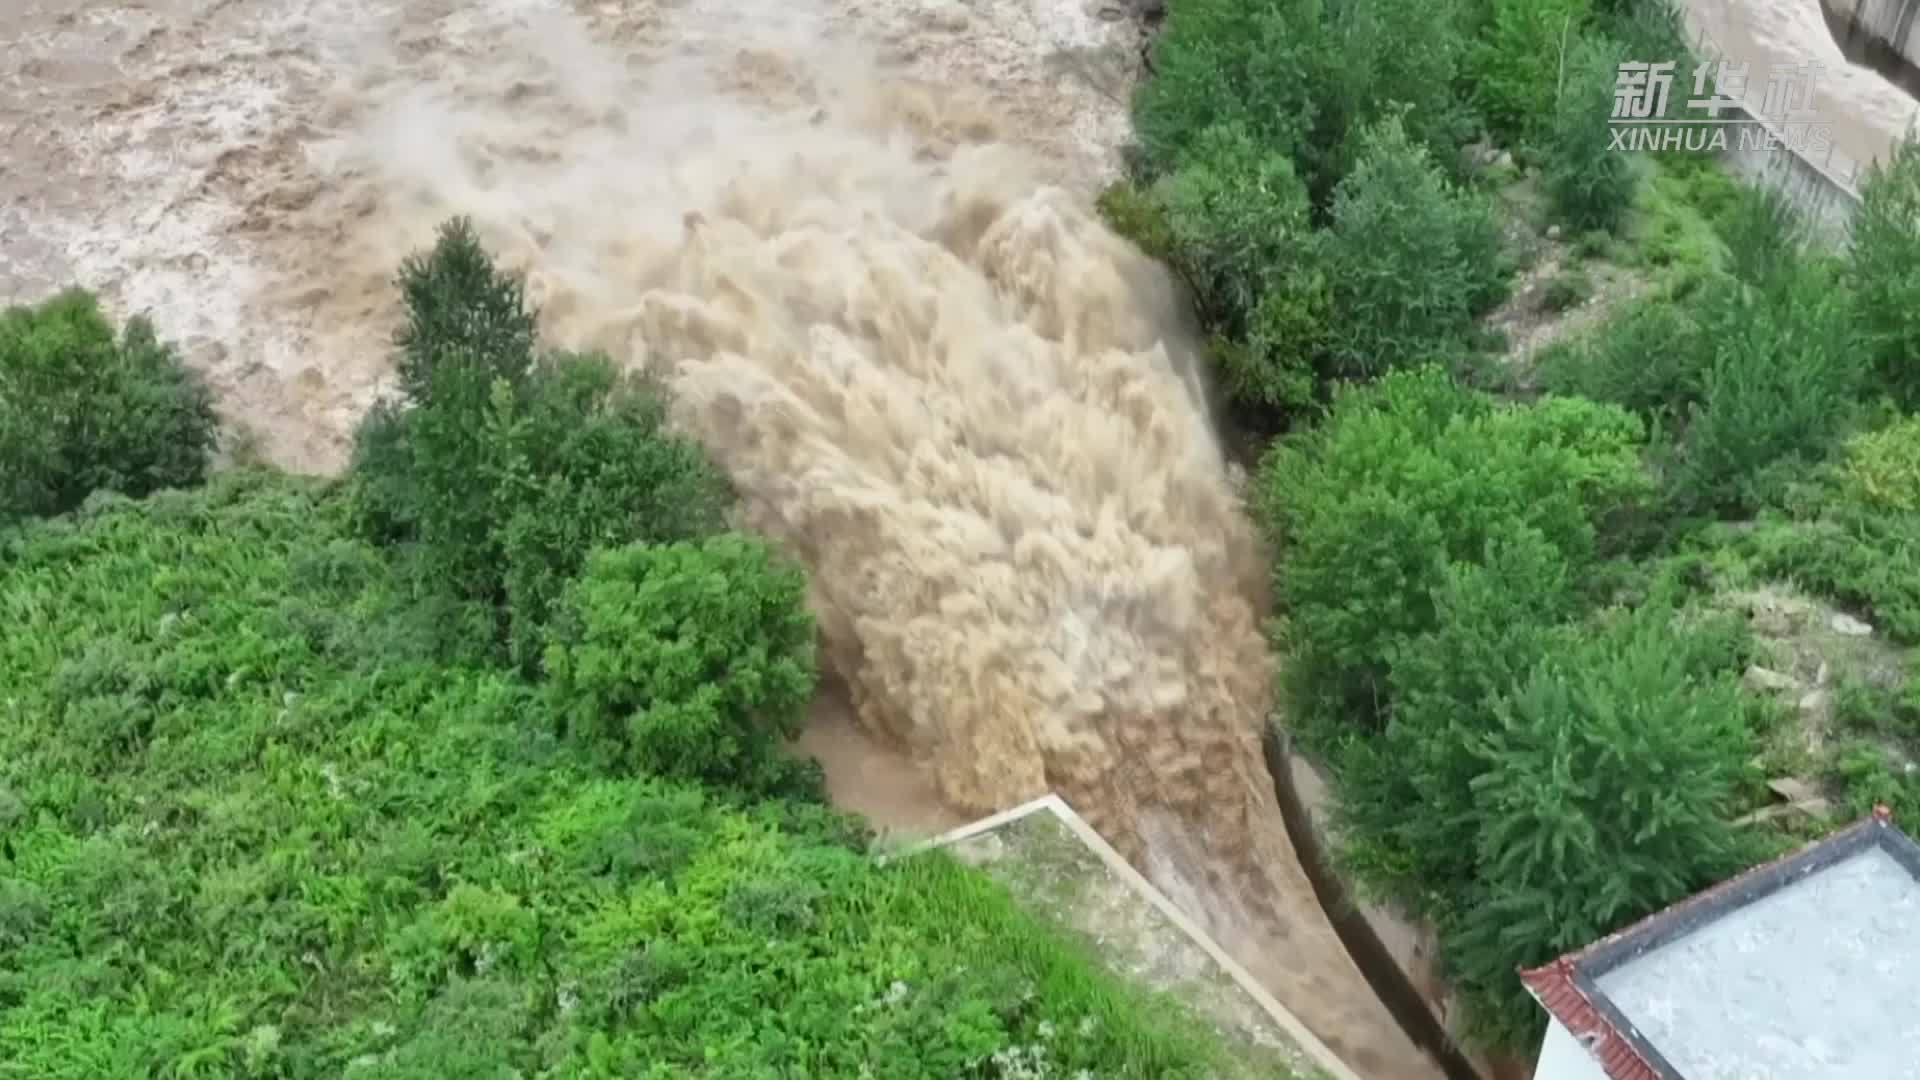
xmin=0 ymin=0 xmax=1438 ymax=1074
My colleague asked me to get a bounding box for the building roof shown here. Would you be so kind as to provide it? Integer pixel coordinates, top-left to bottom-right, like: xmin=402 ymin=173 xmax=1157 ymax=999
xmin=1519 ymin=805 xmax=1920 ymax=1080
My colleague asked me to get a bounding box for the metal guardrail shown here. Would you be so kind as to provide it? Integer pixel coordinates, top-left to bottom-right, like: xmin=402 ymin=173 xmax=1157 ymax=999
xmin=1689 ymin=12 xmax=1881 ymax=201
xmin=1682 ymin=17 xmax=1871 ymax=202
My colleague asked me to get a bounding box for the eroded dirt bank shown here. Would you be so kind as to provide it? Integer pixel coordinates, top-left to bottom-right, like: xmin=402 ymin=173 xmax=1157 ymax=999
xmin=1 ymin=1 xmax=1435 ymax=1074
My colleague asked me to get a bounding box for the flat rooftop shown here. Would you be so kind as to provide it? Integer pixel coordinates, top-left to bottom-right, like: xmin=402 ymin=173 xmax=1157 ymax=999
xmin=1523 ymin=808 xmax=1920 ymax=1080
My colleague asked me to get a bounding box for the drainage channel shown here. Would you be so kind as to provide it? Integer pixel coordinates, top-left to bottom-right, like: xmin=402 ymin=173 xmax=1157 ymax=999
xmin=1261 ymin=727 xmax=1488 ymax=1080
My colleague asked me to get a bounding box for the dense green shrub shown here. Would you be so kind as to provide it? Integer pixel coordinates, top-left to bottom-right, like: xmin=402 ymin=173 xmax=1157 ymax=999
xmin=488 ymin=356 xmax=734 ymax=667
xmin=1254 ymin=366 xmax=1651 ymax=729
xmin=1535 ymin=294 xmax=1709 ymax=423
xmin=1155 ymin=125 xmax=1318 ymax=334
xmin=1321 ymin=118 xmax=1509 ymax=375
xmin=1325 ymin=517 xmax=1763 ymax=1052
xmin=1150 ymin=123 xmax=1327 ymax=416
xmin=1439 ymin=602 xmax=1762 ymax=1049
xmin=1710 ymin=422 xmax=1920 ymax=643
xmin=0 ymin=478 xmax=1256 ymax=1078
xmin=1667 ymin=275 xmax=1866 ymax=516
xmin=0 ymin=289 xmax=218 ymax=522
xmin=349 ymin=220 xmax=731 ymax=668
xmin=1314 ymin=0 xmax=1475 ymax=195
xmin=1840 ymin=416 xmax=1920 ymax=514
xmin=1846 ymin=131 xmax=1920 ymax=408
xmin=1131 ymin=0 xmax=1320 ymax=178
xmin=1718 ymin=183 xmax=1812 ymax=292
xmin=1544 ymin=34 xmax=1639 ymax=233
xmin=1133 ymin=0 xmax=1470 ymax=202
xmin=1333 ymin=532 xmax=1584 ymax=901
xmin=544 ymin=536 xmax=818 ymax=793
xmin=1464 ymin=0 xmax=1591 ymax=148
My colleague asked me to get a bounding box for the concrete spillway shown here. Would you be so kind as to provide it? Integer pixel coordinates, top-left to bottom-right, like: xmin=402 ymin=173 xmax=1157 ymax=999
xmin=1824 ymin=0 xmax=1920 ymax=99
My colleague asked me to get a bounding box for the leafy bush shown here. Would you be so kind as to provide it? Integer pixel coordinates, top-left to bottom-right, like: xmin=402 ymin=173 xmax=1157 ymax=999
xmin=544 ymin=536 xmax=818 ymax=792
xmin=1572 ymin=229 xmax=1613 ymax=259
xmin=488 ymin=355 xmax=733 ymax=667
xmin=1154 ymin=125 xmax=1318 ymax=337
xmin=0 ymin=289 xmax=218 ymax=522
xmin=1149 ymin=123 xmax=1327 ymax=416
xmin=1840 ymin=416 xmax=1920 ymax=514
xmin=1095 ymin=180 xmax=1176 ymax=263
xmin=1709 ymin=422 xmax=1920 ymax=642
xmin=1333 ymin=531 xmax=1584 ymax=900
xmin=1846 ymin=131 xmax=1920 ymax=408
xmin=1544 ymin=34 xmax=1640 ymax=233
xmin=1667 ymin=276 xmax=1866 ymax=516
xmin=1133 ymin=0 xmax=1469 ymax=202
xmin=1464 ymin=0 xmax=1592 ymax=148
xmin=1321 ymin=118 xmax=1509 ymax=375
xmin=0 ymin=478 xmax=1257 ymax=1078
xmin=1534 ymin=293 xmax=1709 ymax=422
xmin=1329 ymin=525 xmax=1763 ymax=1052
xmin=1439 ymin=603 xmax=1762 ymax=1049
xmin=1718 ymin=182 xmax=1811 ymax=291
xmin=1131 ymin=0 xmax=1320 ymax=178
xmin=1313 ymin=0 xmax=1475 ymax=195
xmin=350 ymin=220 xmax=731 ymax=668
xmin=1254 ymin=366 xmax=1651 ymax=729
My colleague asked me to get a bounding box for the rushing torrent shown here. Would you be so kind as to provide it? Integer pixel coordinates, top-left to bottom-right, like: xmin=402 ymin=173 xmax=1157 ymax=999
xmin=0 ymin=0 xmax=1436 ymax=1074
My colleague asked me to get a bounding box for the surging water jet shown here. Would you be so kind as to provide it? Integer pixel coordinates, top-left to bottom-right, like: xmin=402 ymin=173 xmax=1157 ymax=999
xmin=299 ymin=7 xmax=1444 ymax=1076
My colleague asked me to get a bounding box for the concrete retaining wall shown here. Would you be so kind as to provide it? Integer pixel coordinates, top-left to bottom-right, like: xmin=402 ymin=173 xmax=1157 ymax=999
xmin=891 ymin=793 xmax=1370 ymax=1080
xmin=1684 ymin=20 xmax=1867 ymax=240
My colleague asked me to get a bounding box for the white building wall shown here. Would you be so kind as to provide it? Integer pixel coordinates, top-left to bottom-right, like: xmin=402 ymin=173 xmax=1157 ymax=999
xmin=1535 ymin=1018 xmax=1613 ymax=1080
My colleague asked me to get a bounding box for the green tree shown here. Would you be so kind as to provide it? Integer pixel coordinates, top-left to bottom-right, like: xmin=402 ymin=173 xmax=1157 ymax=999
xmin=1132 ymin=0 xmax=1471 ymax=203
xmin=1310 ymin=0 xmax=1474 ymax=199
xmin=1544 ymin=34 xmax=1640 ymax=233
xmin=1669 ymin=274 xmax=1866 ymax=516
xmin=1464 ymin=0 xmax=1591 ymax=148
xmin=489 ymin=355 xmax=733 ymax=668
xmin=1131 ymin=0 xmax=1321 ymax=178
xmin=349 ymin=222 xmax=731 ymax=666
xmin=1321 ymin=117 xmax=1507 ymax=376
xmin=1254 ymin=367 xmax=1650 ymax=729
xmin=1334 ymin=531 xmax=1581 ymax=904
xmin=544 ymin=536 xmax=818 ymax=792
xmin=1846 ymin=131 xmax=1920 ymax=408
xmin=1535 ymin=294 xmax=1710 ymax=424
xmin=1442 ymin=605 xmax=1761 ymax=1050
xmin=392 ymin=217 xmax=537 ymax=404
xmin=0 ymin=289 xmax=217 ymax=522
xmin=1152 ymin=123 xmax=1327 ymax=417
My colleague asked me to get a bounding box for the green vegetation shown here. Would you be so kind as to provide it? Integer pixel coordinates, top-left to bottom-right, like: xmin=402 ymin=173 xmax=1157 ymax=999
xmin=1466 ymin=0 xmax=1590 ymax=150
xmin=1 ymin=289 xmax=218 ymax=523
xmin=1255 ymin=367 xmax=1650 ymax=733
xmin=1543 ymin=33 xmax=1638 ymax=233
xmin=544 ymin=537 xmax=819 ymax=795
xmin=349 ymin=219 xmax=733 ymax=672
xmin=1540 ymin=269 xmax=1593 ymax=312
xmin=1321 ymin=118 xmax=1506 ymax=376
xmin=0 ymin=231 xmax=1300 ymax=1077
xmin=1848 ymin=132 xmax=1920 ymax=409
xmin=1125 ymin=0 xmax=1920 ymax=1055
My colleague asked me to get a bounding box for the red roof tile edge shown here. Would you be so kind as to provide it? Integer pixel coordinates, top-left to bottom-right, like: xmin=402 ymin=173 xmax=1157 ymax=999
xmin=1518 ymin=959 xmax=1663 ymax=1080
xmin=1517 ymin=805 xmax=1896 ymax=1079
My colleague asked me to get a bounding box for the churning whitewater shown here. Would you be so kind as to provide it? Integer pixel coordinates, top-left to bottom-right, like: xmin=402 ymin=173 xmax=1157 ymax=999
xmin=0 ymin=0 xmax=1435 ymax=1074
